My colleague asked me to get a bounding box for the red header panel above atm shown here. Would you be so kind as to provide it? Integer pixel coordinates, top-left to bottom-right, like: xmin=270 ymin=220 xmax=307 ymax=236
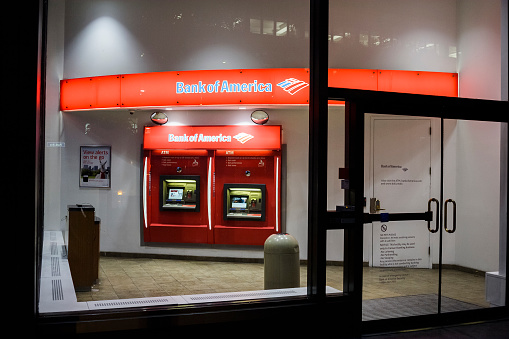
xmin=143 ymin=125 xmax=281 ymax=151
xmin=60 ymin=68 xmax=458 ymax=111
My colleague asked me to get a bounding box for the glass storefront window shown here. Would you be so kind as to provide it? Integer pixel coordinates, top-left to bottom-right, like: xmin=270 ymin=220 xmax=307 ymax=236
xmin=40 ymin=0 xmax=325 ymax=315
xmin=35 ymin=1 xmax=506 ymax=335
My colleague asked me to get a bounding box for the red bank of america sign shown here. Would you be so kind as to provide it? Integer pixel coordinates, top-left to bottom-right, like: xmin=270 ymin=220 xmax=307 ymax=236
xmin=143 ymin=125 xmax=281 ymax=151
xmin=60 ymin=68 xmax=458 ymax=111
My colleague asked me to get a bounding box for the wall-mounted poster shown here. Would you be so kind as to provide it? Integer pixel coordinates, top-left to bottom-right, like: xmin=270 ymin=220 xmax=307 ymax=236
xmin=80 ymin=146 xmax=111 ymax=188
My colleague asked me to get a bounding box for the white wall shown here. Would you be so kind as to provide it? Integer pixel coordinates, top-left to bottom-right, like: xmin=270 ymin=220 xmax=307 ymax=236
xmin=455 ymin=0 xmax=505 ymax=273
xmin=457 ymin=0 xmax=503 ymax=100
xmin=61 ymin=0 xmax=460 ymax=78
xmin=44 ymin=0 xmax=505 ymax=266
xmin=329 ymin=0 xmax=457 ymax=72
xmin=62 ymin=0 xmax=310 ymax=78
xmin=454 ymin=121 xmax=501 ymax=272
xmin=44 ymin=0 xmax=66 ymax=230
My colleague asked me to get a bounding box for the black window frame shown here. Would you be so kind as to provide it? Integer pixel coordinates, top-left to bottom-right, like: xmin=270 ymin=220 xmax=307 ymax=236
xmin=29 ymin=0 xmax=508 ymax=336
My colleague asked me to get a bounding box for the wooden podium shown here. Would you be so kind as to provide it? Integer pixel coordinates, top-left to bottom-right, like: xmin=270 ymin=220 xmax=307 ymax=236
xmin=67 ymin=205 xmax=100 ymax=291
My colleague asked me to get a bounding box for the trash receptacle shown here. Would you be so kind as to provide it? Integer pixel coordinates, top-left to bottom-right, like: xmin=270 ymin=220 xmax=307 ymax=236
xmin=264 ymin=233 xmax=300 ymax=289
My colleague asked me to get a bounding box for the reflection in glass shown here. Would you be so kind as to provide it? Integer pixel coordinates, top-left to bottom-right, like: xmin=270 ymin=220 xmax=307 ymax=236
xmin=263 ymin=20 xmax=274 ymax=35
xmin=250 ymin=18 xmax=261 ymax=34
xmin=276 ymin=22 xmax=287 ymax=36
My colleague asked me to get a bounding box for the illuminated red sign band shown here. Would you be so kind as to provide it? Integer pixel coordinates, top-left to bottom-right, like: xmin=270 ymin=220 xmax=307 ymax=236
xmin=143 ymin=125 xmax=281 ymax=150
xmin=60 ymin=68 xmax=458 ymax=111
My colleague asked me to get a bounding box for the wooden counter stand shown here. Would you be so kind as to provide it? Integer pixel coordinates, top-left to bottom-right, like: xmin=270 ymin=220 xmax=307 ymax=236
xmin=67 ymin=205 xmax=100 ymax=291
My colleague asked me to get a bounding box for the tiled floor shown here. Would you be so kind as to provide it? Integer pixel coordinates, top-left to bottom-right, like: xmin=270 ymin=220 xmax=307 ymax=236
xmin=362 ymin=266 xmax=490 ymax=307
xmin=76 ymin=256 xmax=307 ymax=301
xmin=77 ymin=256 xmax=491 ymax=314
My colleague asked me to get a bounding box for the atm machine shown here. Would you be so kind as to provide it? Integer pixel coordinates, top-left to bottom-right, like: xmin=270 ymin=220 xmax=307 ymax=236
xmin=214 ymin=150 xmax=280 ymax=245
xmin=142 ymin=125 xmax=281 ymax=246
xmin=142 ymin=149 xmax=211 ymax=244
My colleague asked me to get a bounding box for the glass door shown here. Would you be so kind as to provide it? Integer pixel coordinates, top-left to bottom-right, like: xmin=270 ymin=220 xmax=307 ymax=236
xmin=439 ymin=119 xmax=505 ymax=313
xmin=363 ymin=115 xmax=440 ymax=321
xmin=362 ymin=115 xmax=507 ymax=321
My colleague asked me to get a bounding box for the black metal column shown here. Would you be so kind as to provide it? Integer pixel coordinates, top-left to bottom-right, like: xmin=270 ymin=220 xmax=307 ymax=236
xmin=343 ymin=101 xmax=364 ymax=329
xmin=307 ymin=0 xmax=329 ymax=298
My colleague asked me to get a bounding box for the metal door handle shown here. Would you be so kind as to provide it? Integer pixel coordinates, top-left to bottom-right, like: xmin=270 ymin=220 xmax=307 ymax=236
xmin=444 ymin=199 xmax=457 ymax=233
xmin=427 ymin=198 xmax=439 ymax=233
xmin=370 ymin=198 xmax=385 ymax=214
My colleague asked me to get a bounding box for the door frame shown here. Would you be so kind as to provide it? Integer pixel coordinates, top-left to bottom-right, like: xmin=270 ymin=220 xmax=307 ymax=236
xmin=328 ymin=87 xmax=509 ymax=334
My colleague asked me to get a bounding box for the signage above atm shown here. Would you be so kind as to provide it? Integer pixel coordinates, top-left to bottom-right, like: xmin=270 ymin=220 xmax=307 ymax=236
xmin=143 ymin=125 xmax=281 ymax=151
xmin=60 ymin=68 xmax=458 ymax=111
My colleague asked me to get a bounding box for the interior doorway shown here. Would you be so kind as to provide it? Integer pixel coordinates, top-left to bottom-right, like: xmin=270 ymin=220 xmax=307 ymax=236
xmin=370 ymin=118 xmax=432 ymax=269
xmin=362 ymin=115 xmax=504 ymax=321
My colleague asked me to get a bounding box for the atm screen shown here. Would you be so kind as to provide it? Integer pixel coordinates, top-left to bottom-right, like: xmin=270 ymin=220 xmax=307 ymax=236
xmin=231 ymin=196 xmax=248 ymax=209
xmin=168 ymin=188 xmax=184 ymax=201
xmin=160 ymin=175 xmax=200 ymax=211
xmin=224 ymin=184 xmax=265 ymax=221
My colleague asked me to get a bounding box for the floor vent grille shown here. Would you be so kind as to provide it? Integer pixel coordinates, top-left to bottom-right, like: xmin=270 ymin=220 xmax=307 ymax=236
xmin=178 ymin=287 xmax=318 ymax=305
xmin=52 ymin=280 xmax=64 ymax=301
xmin=50 ymin=242 xmax=58 ymax=255
xmin=51 ymin=257 xmax=61 ymax=277
xmin=88 ymin=297 xmax=175 ymax=310
xmin=188 ymin=289 xmax=298 ymax=302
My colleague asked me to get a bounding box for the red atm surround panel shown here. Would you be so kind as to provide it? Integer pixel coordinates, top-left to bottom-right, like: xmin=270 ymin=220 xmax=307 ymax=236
xmin=143 ymin=150 xmax=212 ymax=244
xmin=142 ymin=125 xmax=281 ymax=246
xmin=214 ymin=150 xmax=281 ymax=245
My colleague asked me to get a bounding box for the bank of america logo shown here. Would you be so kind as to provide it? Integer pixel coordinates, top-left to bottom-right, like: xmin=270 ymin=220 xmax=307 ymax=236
xmin=277 ymin=78 xmax=309 ymax=95
xmin=233 ymin=132 xmax=254 ymax=144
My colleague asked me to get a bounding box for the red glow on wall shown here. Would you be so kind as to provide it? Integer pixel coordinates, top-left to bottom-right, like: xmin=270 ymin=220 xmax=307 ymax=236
xmin=60 ymin=68 xmax=458 ymax=111
xmin=377 ymin=70 xmax=458 ymax=96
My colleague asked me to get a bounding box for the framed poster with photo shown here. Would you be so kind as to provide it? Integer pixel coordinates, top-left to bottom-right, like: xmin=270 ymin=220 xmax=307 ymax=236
xmin=80 ymin=146 xmax=111 ymax=188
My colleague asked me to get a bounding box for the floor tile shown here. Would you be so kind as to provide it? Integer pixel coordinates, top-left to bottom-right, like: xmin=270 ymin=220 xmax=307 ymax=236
xmin=76 ymin=256 xmax=494 ymax=318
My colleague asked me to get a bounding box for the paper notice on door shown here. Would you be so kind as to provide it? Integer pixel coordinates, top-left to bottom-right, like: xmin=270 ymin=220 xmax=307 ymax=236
xmin=373 ymin=222 xmax=427 ymax=268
